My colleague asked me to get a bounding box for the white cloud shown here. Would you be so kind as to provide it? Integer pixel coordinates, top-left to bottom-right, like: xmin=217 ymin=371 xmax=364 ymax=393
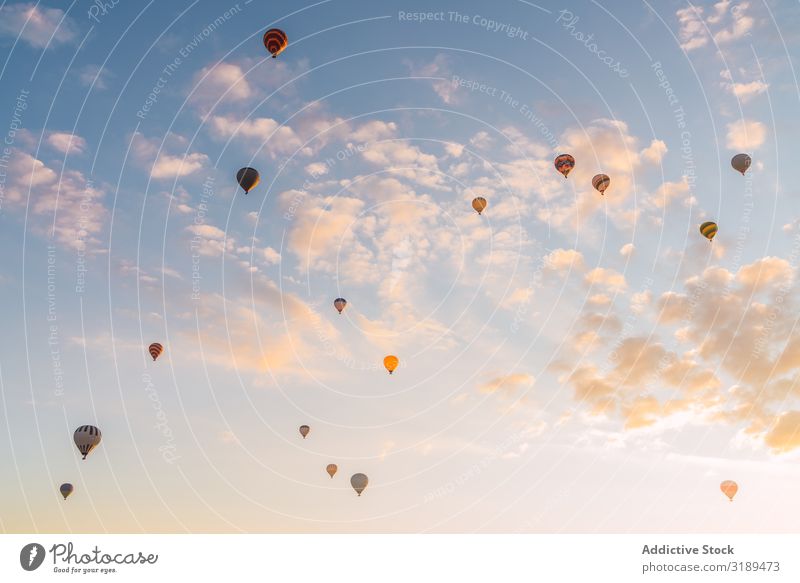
xmin=132 ymin=133 xmax=208 ymax=179
xmin=46 ymin=132 xmax=87 ymax=155
xmin=726 ymin=119 xmax=767 ymax=150
xmin=676 ymin=6 xmax=708 ymax=51
xmin=0 ymin=3 xmax=78 ymax=48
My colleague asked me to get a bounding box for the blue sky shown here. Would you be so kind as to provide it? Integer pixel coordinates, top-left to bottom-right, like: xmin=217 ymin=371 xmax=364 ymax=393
xmin=1 ymin=0 xmax=800 ymax=533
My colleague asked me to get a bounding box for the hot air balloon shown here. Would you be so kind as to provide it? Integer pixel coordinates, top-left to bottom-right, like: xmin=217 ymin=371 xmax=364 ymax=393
xmin=59 ymin=483 xmax=73 ymax=500
xmin=73 ymin=425 xmax=102 ymax=460
xmin=299 ymin=425 xmax=310 ymax=439
xmin=472 ymin=197 xmax=487 ymax=215
xmin=334 ymin=298 xmax=347 ymax=314
xmin=592 ymin=173 xmax=610 ymax=195
xmin=383 ymin=355 xmax=398 ymax=375
xmin=350 ymin=473 xmax=368 ymax=496
xmin=326 ymin=464 xmax=338 ymax=479
xmin=720 ymin=480 xmax=738 ymax=502
xmin=236 ymin=167 xmax=260 ymax=194
xmin=731 ymin=153 xmax=751 ymax=175
xmin=700 ymin=221 xmax=718 ymax=242
xmin=263 ymin=28 xmax=288 ymax=58
xmin=148 ymin=343 xmax=163 ymax=361
xmin=554 ymin=154 xmax=575 ymax=178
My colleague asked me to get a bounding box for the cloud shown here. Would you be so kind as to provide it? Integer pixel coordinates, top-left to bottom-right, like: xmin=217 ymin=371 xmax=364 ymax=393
xmin=404 ymin=54 xmax=459 ymax=104
xmin=46 ymin=132 xmax=87 ymax=155
xmin=676 ymin=6 xmax=708 ymax=51
xmin=190 ymin=62 xmax=253 ymax=111
xmin=545 ymin=248 xmax=584 ymax=271
xmin=0 ymin=3 xmax=78 ymax=49
xmin=764 ymin=412 xmax=800 ymax=454
xmin=2 ymin=151 xmax=106 ymax=250
xmin=640 ymin=139 xmax=668 ymax=164
xmin=79 ymin=64 xmax=112 ymax=90
xmin=479 ymin=373 xmax=534 ymax=394
xmin=726 ymin=119 xmax=767 ymax=150
xmin=132 ymin=133 xmax=208 ymax=179
xmin=208 ymin=115 xmax=309 ymax=159
xmin=620 ymin=243 xmax=635 ymax=257
xmin=585 ymin=267 xmax=627 ymax=292
xmin=721 ymin=70 xmax=768 ymax=102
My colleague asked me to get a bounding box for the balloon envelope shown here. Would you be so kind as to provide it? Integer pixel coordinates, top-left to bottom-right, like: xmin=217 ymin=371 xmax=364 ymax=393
xmin=299 ymin=425 xmax=310 ymax=439
xmin=554 ymin=154 xmax=575 ymax=178
xmin=148 ymin=342 xmax=163 ymax=361
xmin=350 ymin=473 xmax=368 ymax=496
xmin=60 ymin=483 xmax=73 ymax=500
xmin=720 ymin=480 xmax=738 ymax=501
xmin=472 ymin=197 xmax=487 ymax=215
xmin=731 ymin=153 xmax=751 ymax=175
xmin=383 ymin=355 xmax=399 ymax=374
xmin=326 ymin=464 xmax=338 ymax=478
xmin=334 ymin=298 xmax=347 ymax=314
xmin=592 ymin=174 xmax=610 ymax=194
xmin=236 ymin=167 xmax=260 ymax=194
xmin=263 ymin=28 xmax=288 ymax=58
xmin=700 ymin=221 xmax=718 ymax=241
xmin=73 ymin=425 xmax=102 ymax=460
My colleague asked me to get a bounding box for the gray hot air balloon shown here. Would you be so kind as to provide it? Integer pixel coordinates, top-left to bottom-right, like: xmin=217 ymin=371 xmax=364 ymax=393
xmin=350 ymin=473 xmax=368 ymax=496
xmin=73 ymin=425 xmax=102 ymax=460
xmin=59 ymin=483 xmax=74 ymax=500
xmin=299 ymin=425 xmax=310 ymax=439
xmin=731 ymin=154 xmax=751 ymax=175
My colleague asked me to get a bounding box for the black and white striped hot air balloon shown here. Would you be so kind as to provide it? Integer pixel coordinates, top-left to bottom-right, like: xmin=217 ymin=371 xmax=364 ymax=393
xmin=73 ymin=425 xmax=102 ymax=460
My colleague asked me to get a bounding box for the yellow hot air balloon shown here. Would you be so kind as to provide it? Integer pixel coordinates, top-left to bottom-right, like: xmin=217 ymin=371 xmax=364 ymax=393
xmin=299 ymin=425 xmax=310 ymax=439
xmin=472 ymin=197 xmax=487 ymax=215
xmin=383 ymin=355 xmax=398 ymax=375
xmin=720 ymin=480 xmax=738 ymax=502
xmin=326 ymin=464 xmax=338 ymax=479
xmin=350 ymin=473 xmax=368 ymax=496
xmin=592 ymin=173 xmax=610 ymax=195
xmin=700 ymin=221 xmax=718 ymax=242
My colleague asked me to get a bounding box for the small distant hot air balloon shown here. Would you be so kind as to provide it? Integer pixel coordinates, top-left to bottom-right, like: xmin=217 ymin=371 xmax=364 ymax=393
xmin=148 ymin=343 xmax=163 ymax=361
xmin=59 ymin=483 xmax=73 ymax=500
xmin=731 ymin=153 xmax=751 ymax=176
xmin=73 ymin=425 xmax=102 ymax=460
xmin=334 ymin=298 xmax=347 ymax=314
xmin=720 ymin=480 xmax=738 ymax=502
xmin=236 ymin=167 xmax=260 ymax=194
xmin=592 ymin=173 xmax=610 ymax=195
xmin=554 ymin=154 xmax=575 ymax=178
xmin=383 ymin=355 xmax=398 ymax=375
xmin=326 ymin=464 xmax=338 ymax=479
xmin=700 ymin=221 xmax=718 ymax=242
xmin=350 ymin=473 xmax=368 ymax=496
xmin=263 ymin=28 xmax=288 ymax=58
xmin=472 ymin=197 xmax=487 ymax=215
xmin=299 ymin=425 xmax=310 ymax=439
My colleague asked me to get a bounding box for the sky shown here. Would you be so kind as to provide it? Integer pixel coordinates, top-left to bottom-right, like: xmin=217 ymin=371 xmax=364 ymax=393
xmin=0 ymin=0 xmax=799 ymax=533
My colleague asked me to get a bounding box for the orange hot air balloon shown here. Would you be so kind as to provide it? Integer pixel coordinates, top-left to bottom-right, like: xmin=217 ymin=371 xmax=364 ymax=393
xmin=383 ymin=355 xmax=399 ymax=375
xmin=263 ymin=28 xmax=288 ymax=58
xmin=326 ymin=464 xmax=338 ymax=478
xmin=472 ymin=197 xmax=487 ymax=215
xmin=299 ymin=425 xmax=310 ymax=439
xmin=148 ymin=343 xmax=163 ymax=361
xmin=720 ymin=480 xmax=738 ymax=502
